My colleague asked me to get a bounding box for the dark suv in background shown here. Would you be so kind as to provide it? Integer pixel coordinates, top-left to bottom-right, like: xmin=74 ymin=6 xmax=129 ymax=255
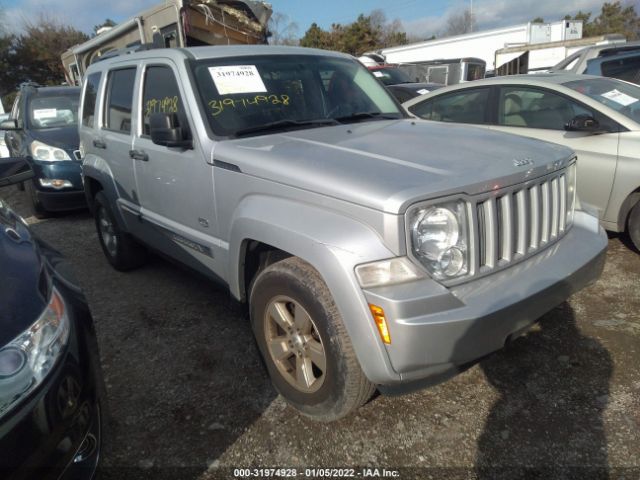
xmin=2 ymin=84 xmax=85 ymax=218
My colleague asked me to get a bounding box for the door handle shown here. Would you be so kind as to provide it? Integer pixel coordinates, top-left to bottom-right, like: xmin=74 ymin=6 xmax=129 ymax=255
xmin=93 ymin=139 xmax=106 ymax=149
xmin=129 ymin=149 xmax=148 ymax=162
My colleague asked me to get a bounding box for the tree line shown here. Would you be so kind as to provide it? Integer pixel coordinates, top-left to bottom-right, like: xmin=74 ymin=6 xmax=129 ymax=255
xmin=295 ymin=1 xmax=639 ymax=54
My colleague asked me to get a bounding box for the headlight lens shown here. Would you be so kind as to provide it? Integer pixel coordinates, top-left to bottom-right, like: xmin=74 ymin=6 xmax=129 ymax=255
xmin=0 ymin=289 xmax=70 ymax=417
xmin=30 ymin=140 xmax=71 ymax=161
xmin=566 ymin=161 xmax=577 ymax=227
xmin=409 ymin=200 xmax=469 ymax=280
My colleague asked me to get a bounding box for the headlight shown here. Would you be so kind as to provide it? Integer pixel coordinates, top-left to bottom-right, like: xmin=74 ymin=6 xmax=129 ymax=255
xmin=30 ymin=140 xmax=71 ymax=161
xmin=0 ymin=289 xmax=70 ymax=417
xmin=566 ymin=161 xmax=577 ymax=227
xmin=409 ymin=200 xmax=469 ymax=281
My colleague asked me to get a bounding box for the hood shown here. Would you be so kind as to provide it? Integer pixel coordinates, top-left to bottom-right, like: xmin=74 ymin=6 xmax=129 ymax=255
xmin=29 ymin=126 xmax=79 ymax=152
xmin=214 ymin=119 xmax=574 ymax=214
xmin=0 ymin=200 xmax=48 ymax=346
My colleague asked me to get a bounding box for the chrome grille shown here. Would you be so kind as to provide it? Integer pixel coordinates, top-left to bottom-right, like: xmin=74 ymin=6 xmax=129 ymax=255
xmin=474 ymin=170 xmax=569 ymax=274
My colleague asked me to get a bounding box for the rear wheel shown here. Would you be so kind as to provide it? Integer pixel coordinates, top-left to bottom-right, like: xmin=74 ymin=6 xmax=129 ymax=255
xmin=628 ymin=201 xmax=640 ymax=251
xmin=94 ymin=192 xmax=147 ymax=271
xmin=250 ymin=257 xmax=375 ymax=421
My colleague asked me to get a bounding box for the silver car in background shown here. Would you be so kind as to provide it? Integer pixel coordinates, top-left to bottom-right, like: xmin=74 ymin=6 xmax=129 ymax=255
xmin=404 ymin=74 xmax=640 ymax=251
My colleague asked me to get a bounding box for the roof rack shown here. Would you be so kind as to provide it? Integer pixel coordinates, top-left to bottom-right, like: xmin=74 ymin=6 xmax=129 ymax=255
xmin=19 ymin=81 xmax=41 ymax=89
xmin=91 ymin=43 xmax=159 ymax=65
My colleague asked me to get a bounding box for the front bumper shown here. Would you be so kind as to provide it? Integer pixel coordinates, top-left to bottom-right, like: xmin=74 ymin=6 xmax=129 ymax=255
xmin=31 ymin=160 xmax=87 ymax=212
xmin=0 ymin=277 xmax=102 ymax=480
xmin=362 ymin=210 xmax=607 ymax=391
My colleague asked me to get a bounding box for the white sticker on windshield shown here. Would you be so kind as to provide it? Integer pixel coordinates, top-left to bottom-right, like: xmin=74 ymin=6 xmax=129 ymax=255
xmin=208 ymin=65 xmax=267 ymax=95
xmin=33 ymin=108 xmax=57 ymax=119
xmin=417 ymin=89 xmax=430 ymax=95
xmin=601 ymin=89 xmax=638 ymax=106
xmin=373 ymin=71 xmax=384 ymax=77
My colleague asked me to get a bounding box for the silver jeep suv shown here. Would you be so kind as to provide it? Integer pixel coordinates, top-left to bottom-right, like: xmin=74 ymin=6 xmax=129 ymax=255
xmin=79 ymin=46 xmax=607 ymax=420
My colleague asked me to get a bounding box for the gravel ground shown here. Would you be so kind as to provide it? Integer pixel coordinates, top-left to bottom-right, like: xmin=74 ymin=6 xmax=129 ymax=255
xmin=3 ymin=187 xmax=639 ymax=480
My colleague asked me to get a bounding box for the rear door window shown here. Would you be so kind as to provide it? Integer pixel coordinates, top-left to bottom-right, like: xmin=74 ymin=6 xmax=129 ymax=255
xmin=600 ymin=56 xmax=640 ymax=84
xmin=104 ymin=68 xmax=136 ymax=133
xmin=409 ymin=88 xmax=490 ymax=124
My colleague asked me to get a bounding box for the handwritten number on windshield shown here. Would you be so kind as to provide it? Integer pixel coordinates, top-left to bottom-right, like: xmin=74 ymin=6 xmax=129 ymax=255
xmin=209 ymin=94 xmax=291 ymax=117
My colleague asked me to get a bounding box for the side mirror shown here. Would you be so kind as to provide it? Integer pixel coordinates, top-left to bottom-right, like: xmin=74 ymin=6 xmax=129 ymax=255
xmin=0 ymin=119 xmax=19 ymax=131
xmin=0 ymin=157 xmax=33 ymax=187
xmin=149 ymin=113 xmax=192 ymax=148
xmin=565 ymin=114 xmax=601 ymax=133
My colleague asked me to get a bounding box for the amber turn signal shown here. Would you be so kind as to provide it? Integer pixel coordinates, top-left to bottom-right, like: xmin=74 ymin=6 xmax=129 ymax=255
xmin=369 ymin=304 xmax=391 ymax=344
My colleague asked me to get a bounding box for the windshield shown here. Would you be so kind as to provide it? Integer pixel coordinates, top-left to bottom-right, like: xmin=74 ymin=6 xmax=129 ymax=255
xmin=27 ymin=93 xmax=80 ymax=130
xmin=563 ymin=77 xmax=640 ymax=124
xmin=370 ymin=67 xmax=412 ymax=85
xmin=192 ymin=55 xmax=403 ymax=137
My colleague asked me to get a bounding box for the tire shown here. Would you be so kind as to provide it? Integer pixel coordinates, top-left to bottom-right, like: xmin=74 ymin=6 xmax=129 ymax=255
xmin=93 ymin=191 xmax=147 ymax=271
xmin=249 ymin=257 xmax=375 ymax=421
xmin=25 ymin=180 xmax=49 ymax=219
xmin=628 ymin=201 xmax=640 ymax=252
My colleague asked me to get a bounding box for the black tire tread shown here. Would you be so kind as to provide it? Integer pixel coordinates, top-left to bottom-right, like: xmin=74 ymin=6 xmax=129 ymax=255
xmin=252 ymin=256 xmax=375 ymax=421
xmin=94 ymin=191 xmax=147 ymax=271
xmin=628 ymin=201 xmax=640 ymax=252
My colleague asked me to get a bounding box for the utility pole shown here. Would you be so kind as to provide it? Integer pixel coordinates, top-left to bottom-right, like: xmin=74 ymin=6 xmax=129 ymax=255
xmin=470 ymin=0 xmax=474 ymax=32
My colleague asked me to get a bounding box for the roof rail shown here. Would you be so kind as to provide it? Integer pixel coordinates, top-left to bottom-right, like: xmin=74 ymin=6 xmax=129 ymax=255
xmin=19 ymin=81 xmax=41 ymax=89
xmin=91 ymin=43 xmax=158 ymax=65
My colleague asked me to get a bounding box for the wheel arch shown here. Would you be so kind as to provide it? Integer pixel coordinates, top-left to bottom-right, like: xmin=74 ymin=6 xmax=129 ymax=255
xmin=227 ymin=195 xmax=401 ymax=384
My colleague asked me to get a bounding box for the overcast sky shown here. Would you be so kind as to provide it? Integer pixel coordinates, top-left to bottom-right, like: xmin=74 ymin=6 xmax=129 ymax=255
xmin=0 ymin=0 xmax=626 ymax=37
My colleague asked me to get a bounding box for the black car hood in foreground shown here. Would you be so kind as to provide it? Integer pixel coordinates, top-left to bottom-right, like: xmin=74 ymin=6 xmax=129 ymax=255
xmin=0 ymin=200 xmax=48 ymax=345
xmin=28 ymin=126 xmax=79 ymax=152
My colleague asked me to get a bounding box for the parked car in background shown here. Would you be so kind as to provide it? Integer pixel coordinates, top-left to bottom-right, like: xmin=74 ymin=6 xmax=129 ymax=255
xmin=551 ymin=41 xmax=640 ymax=84
xmin=0 ymin=113 xmax=9 ymax=157
xmin=79 ymin=46 xmax=606 ymax=420
xmin=386 ymin=82 xmax=444 ymax=103
xmin=368 ymin=65 xmax=443 ymax=102
xmin=584 ymin=50 xmax=640 ymax=85
xmin=403 ymin=73 xmax=640 ymax=250
xmin=2 ymin=84 xmax=84 ymax=218
xmin=0 ymin=157 xmax=102 ymax=478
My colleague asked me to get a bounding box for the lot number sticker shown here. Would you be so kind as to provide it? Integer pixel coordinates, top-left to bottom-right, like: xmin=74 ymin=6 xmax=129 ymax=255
xmin=417 ymin=89 xmax=430 ymax=95
xmin=208 ymin=65 xmax=267 ymax=95
xmin=33 ymin=108 xmax=57 ymax=119
xmin=373 ymin=71 xmax=384 ymax=78
xmin=601 ymin=89 xmax=638 ymax=107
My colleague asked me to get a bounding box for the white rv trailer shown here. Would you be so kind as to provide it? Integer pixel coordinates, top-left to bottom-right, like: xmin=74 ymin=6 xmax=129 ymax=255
xmin=364 ymin=20 xmax=583 ymax=72
xmin=61 ymin=0 xmax=271 ymax=85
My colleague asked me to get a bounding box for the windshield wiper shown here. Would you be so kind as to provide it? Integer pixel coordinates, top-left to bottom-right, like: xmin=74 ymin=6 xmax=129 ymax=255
xmin=234 ymin=119 xmax=340 ymax=137
xmin=334 ymin=112 xmax=402 ymax=124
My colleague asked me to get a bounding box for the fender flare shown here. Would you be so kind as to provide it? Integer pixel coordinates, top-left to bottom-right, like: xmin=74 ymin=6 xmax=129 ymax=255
xmin=228 ymin=195 xmax=401 ymax=384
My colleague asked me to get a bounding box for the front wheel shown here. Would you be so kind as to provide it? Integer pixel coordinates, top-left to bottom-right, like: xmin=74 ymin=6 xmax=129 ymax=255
xmin=250 ymin=257 xmax=375 ymax=421
xmin=25 ymin=180 xmax=49 ymax=219
xmin=93 ymin=192 xmax=147 ymax=271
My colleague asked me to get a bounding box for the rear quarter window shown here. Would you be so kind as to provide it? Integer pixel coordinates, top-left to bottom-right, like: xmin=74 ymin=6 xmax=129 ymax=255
xmin=82 ymin=72 xmax=102 ymax=128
